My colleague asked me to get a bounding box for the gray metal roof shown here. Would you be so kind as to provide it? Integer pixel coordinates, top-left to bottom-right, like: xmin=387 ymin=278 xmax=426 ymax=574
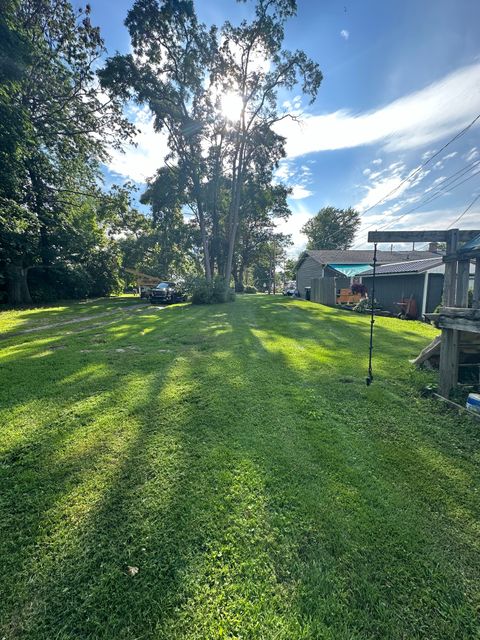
xmin=299 ymin=249 xmax=440 ymax=267
xmin=361 ymin=257 xmax=444 ymax=276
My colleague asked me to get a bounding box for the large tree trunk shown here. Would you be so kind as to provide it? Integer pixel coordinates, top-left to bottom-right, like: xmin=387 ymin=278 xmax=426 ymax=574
xmin=191 ymin=172 xmax=212 ymax=284
xmin=236 ymin=261 xmax=245 ymax=292
xmin=224 ymin=161 xmax=244 ymax=292
xmin=6 ymin=263 xmax=32 ymax=305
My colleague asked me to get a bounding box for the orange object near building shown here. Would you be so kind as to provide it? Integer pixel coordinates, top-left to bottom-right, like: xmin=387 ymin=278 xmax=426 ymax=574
xmin=337 ymin=288 xmax=362 ymax=304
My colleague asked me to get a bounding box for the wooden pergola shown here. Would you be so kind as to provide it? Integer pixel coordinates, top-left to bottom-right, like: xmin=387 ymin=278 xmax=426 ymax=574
xmin=368 ymin=229 xmax=480 ymax=397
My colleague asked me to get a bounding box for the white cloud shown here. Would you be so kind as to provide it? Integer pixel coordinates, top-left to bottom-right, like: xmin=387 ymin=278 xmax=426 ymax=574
xmin=275 ymin=209 xmax=311 ymax=255
xmin=363 ymin=168 xmax=371 ymax=176
xmin=275 ymin=161 xmax=295 ymax=181
xmin=372 ymin=158 xmax=383 ymax=165
xmin=107 ymin=105 xmax=169 ymax=182
xmin=340 ymin=29 xmax=349 ymax=40
xmin=290 ymin=185 xmax=314 ymax=199
xmin=443 ymin=151 xmax=458 ymax=160
xmin=354 ymin=164 xmax=430 ymax=212
xmin=464 ymin=146 xmax=479 ymax=162
xmin=275 ymin=62 xmax=480 ymax=158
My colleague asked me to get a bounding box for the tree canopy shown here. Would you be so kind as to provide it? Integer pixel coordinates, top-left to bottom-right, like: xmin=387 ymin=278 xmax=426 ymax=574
xmin=100 ymin=0 xmax=321 ymax=295
xmin=301 ymin=206 xmax=360 ymax=251
xmin=0 ymin=0 xmax=133 ymax=304
xmin=0 ymin=0 xmax=323 ymax=305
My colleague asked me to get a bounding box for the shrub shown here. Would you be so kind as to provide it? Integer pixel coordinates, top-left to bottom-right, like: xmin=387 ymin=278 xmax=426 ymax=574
xmin=353 ymin=297 xmax=382 ymax=314
xmin=191 ymin=276 xmax=236 ymax=305
xmin=244 ymin=285 xmax=257 ymax=294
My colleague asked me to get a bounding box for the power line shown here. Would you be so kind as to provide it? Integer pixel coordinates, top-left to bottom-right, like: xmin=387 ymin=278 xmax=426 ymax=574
xmin=410 ymin=192 xmax=480 ymax=252
xmin=352 ymin=163 xmax=480 ymax=247
xmin=351 ymin=159 xmax=480 ymax=244
xmin=446 ymin=192 xmax=480 ymax=229
xmin=319 ymin=113 xmax=480 ymax=251
xmin=357 ymin=112 xmax=480 ymax=217
xmin=375 ymin=166 xmax=480 ymax=232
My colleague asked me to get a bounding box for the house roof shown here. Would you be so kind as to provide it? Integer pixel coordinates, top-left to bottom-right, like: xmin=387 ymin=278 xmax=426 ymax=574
xmin=297 ymin=249 xmax=440 ymax=268
xmin=361 ymin=257 xmax=444 ymax=276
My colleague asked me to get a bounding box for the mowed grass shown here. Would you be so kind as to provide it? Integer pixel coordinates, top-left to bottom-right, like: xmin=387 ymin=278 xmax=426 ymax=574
xmin=0 ymin=295 xmax=479 ymax=640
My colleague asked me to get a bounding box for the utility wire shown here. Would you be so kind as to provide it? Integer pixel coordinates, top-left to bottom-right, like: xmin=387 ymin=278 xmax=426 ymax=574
xmin=321 ymin=112 xmax=480 ymax=250
xmin=413 ymin=192 xmax=480 ymax=252
xmin=375 ymin=166 xmax=480 ymax=233
xmin=351 ymin=159 xmax=480 ymax=245
xmin=351 ymin=163 xmax=480 ymax=247
xmin=357 ymin=112 xmax=480 ymax=218
xmin=446 ymin=192 xmax=480 ymax=229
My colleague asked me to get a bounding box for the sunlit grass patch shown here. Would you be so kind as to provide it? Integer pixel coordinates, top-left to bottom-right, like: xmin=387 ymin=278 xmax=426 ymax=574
xmin=0 ymin=295 xmax=478 ymax=639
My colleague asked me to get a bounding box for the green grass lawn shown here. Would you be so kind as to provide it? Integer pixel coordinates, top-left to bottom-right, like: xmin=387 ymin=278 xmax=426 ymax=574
xmin=1 ymin=295 xmax=479 ymax=640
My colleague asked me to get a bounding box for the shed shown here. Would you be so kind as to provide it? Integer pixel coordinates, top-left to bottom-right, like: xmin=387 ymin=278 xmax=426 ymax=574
xmin=295 ymin=249 xmax=440 ymax=298
xmin=360 ymin=257 xmax=445 ymax=317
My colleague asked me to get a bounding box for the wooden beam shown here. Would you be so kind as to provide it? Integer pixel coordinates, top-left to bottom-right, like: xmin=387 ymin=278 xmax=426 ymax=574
xmin=439 ymin=317 xmax=480 ymax=333
xmin=473 ymin=257 xmax=480 ymax=309
xmin=438 ymin=307 xmax=480 ymax=333
xmin=367 ymin=229 xmax=480 ymax=243
xmin=439 ymin=329 xmax=459 ymax=397
xmin=443 ymin=229 xmax=458 ymax=307
xmin=455 ymin=260 xmax=470 ymax=307
xmin=440 ymin=307 xmax=480 ymax=317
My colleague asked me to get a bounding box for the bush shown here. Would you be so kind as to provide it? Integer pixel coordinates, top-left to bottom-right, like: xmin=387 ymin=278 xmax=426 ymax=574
xmin=191 ymin=276 xmax=236 ymax=305
xmin=244 ymin=285 xmax=257 ymax=294
xmin=353 ymin=297 xmax=382 ymax=314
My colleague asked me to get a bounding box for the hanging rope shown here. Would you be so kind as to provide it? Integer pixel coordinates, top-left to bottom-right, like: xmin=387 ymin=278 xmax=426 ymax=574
xmin=366 ymin=242 xmax=377 ymax=386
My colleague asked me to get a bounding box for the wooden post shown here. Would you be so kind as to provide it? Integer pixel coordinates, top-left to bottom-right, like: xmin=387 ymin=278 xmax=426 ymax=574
xmin=473 ymin=257 xmax=480 ymax=309
xmin=439 ymin=328 xmax=459 ymax=397
xmin=439 ymin=229 xmax=460 ymax=397
xmin=443 ymin=229 xmax=458 ymax=306
xmin=455 ymin=260 xmax=470 ymax=307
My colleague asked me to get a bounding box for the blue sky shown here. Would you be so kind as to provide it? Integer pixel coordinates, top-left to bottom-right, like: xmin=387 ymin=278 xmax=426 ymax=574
xmin=86 ymin=0 xmax=480 ymax=255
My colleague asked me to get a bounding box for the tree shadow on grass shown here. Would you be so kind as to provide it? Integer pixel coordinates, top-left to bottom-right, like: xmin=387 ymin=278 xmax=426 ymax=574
xmin=0 ymin=295 xmax=478 ymax=639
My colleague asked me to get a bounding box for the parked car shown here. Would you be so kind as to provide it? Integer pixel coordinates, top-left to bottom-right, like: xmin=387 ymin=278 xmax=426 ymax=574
xmin=149 ymin=281 xmax=186 ymax=304
xmin=283 ymin=281 xmax=297 ymax=296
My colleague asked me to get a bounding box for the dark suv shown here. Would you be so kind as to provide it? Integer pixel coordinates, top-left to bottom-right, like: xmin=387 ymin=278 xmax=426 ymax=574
xmin=149 ymin=282 xmax=186 ymax=304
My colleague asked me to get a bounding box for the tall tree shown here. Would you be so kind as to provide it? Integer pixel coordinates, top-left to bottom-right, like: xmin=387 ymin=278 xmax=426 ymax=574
xmin=100 ymin=0 xmax=322 ymax=296
xmin=0 ymin=0 xmax=133 ymax=303
xmin=302 ymin=206 xmax=360 ymax=250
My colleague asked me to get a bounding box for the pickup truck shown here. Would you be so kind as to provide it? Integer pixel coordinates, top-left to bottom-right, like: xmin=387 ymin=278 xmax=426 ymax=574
xmin=149 ymin=282 xmax=186 ymax=304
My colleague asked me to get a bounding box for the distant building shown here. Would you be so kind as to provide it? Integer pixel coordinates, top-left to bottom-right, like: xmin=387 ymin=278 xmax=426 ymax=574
xmin=360 ymin=257 xmax=445 ymax=317
xmin=295 ymin=249 xmax=440 ymax=298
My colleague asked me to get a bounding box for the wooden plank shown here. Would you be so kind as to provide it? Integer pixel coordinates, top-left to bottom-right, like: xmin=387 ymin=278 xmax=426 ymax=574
xmin=443 ymin=229 xmax=459 ymax=307
xmin=438 ymin=317 xmax=480 ymax=333
xmin=412 ymin=335 xmax=441 ymax=365
xmin=439 ymin=328 xmax=459 ymax=396
xmin=455 ymin=260 xmax=471 ymax=307
xmin=440 ymin=308 xmax=480 ymax=318
xmin=432 ymin=393 xmax=480 ymax=420
xmin=368 ymin=229 xmax=480 ymax=243
xmin=473 ymin=257 xmax=480 ymax=309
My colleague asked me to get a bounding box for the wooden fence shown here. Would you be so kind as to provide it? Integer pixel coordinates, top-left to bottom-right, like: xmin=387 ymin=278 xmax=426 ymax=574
xmin=311 ymin=277 xmax=336 ymax=306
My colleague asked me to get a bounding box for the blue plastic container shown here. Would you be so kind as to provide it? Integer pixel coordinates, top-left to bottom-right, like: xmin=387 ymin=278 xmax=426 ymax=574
xmin=466 ymin=393 xmax=480 ymax=414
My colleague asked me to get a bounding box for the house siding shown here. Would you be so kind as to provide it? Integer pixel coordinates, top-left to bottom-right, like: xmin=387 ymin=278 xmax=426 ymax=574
xmin=297 ymin=256 xmax=323 ymax=297
xmin=426 ymin=274 xmax=444 ymax=312
xmin=362 ymin=274 xmax=426 ymax=316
